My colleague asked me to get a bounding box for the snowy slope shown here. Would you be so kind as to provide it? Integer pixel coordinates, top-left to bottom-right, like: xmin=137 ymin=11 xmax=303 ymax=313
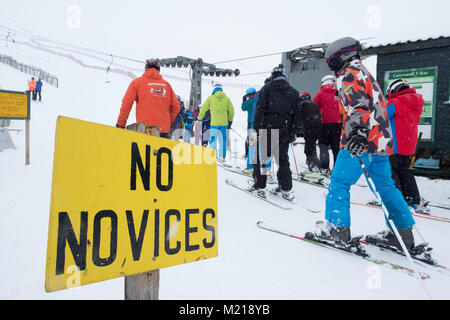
xmin=1 ymin=37 xmax=450 ymax=301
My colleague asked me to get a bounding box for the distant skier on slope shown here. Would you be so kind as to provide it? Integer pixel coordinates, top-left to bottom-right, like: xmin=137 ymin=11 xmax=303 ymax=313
xmin=36 ymin=78 xmax=43 ymax=102
xmin=28 ymin=77 xmax=37 ymax=101
xmin=385 ymin=78 xmax=428 ymax=213
xmin=299 ymin=92 xmax=322 ymax=176
xmin=308 ymin=37 xmax=422 ymax=255
xmin=313 ymin=75 xmax=342 ymax=174
xmin=250 ymin=64 xmax=301 ymax=201
xmin=116 ymin=59 xmax=180 ymax=138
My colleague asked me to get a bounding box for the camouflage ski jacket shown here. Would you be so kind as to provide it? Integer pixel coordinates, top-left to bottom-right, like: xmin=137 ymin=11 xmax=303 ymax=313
xmin=336 ymin=60 xmax=394 ymax=155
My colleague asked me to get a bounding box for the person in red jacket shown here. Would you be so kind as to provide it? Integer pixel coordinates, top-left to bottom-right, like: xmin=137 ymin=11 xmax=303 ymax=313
xmin=386 ymin=78 xmax=426 ymax=212
xmin=313 ymin=75 xmax=342 ymax=174
xmin=28 ymin=77 xmax=37 ymax=101
xmin=116 ymin=59 xmax=180 ymax=138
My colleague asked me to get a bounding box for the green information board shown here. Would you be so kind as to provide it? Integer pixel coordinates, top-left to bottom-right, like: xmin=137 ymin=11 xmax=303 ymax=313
xmin=385 ymin=67 xmax=438 ymax=141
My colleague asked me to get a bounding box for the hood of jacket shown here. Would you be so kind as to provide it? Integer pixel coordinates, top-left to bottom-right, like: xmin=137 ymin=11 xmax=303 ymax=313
xmin=389 ymin=88 xmax=424 ymax=112
xmin=320 ymin=84 xmax=336 ymax=93
xmin=142 ymin=68 xmax=163 ymax=80
xmin=212 ymin=90 xmax=226 ymax=99
xmin=271 ymin=77 xmax=289 ymax=91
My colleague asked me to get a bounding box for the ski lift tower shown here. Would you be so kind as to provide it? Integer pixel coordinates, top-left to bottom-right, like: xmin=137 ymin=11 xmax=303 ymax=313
xmin=159 ymin=56 xmax=240 ymax=111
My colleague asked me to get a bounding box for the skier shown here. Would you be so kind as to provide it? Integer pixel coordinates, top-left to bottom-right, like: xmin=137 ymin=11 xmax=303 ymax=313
xmin=200 ymin=110 xmax=211 ymax=147
xmin=28 ymin=77 xmax=37 ymax=101
xmin=309 ymin=37 xmax=420 ymax=255
xmin=116 ymin=59 xmax=180 ymax=139
xmin=197 ymin=83 xmax=234 ymax=163
xmin=299 ymin=92 xmax=322 ymax=178
xmin=385 ymin=78 xmax=428 ymax=213
xmin=183 ymin=109 xmax=195 ymax=143
xmin=169 ymin=95 xmax=185 ymax=139
xmin=35 ymin=78 xmax=43 ymax=102
xmin=313 ymin=75 xmax=342 ymax=174
xmin=242 ymin=87 xmax=257 ymax=159
xmin=250 ymin=64 xmax=301 ymax=200
xmin=193 ymin=107 xmax=202 ymax=145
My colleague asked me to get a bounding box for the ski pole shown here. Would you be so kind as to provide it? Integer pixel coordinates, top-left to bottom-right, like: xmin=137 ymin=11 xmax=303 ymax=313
xmin=409 ymin=132 xmax=423 ymax=170
xmin=230 ymin=127 xmax=246 ymax=141
xmin=356 ymin=155 xmax=432 ymax=299
xmin=290 ymin=143 xmax=300 ymax=177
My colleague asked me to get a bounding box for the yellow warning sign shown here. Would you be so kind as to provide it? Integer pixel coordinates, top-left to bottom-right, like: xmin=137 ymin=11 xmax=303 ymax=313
xmin=0 ymin=90 xmax=30 ymax=119
xmin=45 ymin=116 xmax=218 ymax=292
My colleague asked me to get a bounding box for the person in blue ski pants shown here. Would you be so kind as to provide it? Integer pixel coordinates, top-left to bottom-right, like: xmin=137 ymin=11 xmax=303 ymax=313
xmin=326 ymin=149 xmax=415 ymax=230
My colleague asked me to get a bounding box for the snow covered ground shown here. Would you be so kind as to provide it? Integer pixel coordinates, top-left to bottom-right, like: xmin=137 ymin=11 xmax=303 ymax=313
xmin=1 ymin=31 xmax=450 ymax=301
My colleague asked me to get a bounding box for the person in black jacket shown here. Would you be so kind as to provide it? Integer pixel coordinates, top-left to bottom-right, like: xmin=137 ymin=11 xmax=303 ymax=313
xmin=250 ymin=64 xmax=301 ymax=200
xmin=299 ymin=92 xmax=322 ymax=172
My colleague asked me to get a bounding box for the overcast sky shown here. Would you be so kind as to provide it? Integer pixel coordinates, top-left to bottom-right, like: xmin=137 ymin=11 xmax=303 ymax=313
xmin=1 ymin=0 xmax=449 ymax=80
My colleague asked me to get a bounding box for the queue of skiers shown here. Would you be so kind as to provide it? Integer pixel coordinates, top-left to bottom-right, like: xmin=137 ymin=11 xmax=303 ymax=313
xmin=239 ymin=37 xmax=431 ymax=261
xmin=309 ymin=36 xmax=430 ymax=259
xmin=115 ymin=43 xmax=432 ymax=261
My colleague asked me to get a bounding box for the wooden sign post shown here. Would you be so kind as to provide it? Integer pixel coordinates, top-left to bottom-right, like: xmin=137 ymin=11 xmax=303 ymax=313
xmin=0 ymin=90 xmax=31 ymax=165
xmin=124 ymin=122 xmax=160 ymax=300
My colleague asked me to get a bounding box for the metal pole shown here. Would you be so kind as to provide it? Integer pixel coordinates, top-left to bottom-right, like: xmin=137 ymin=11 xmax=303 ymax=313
xmin=25 ymin=119 xmax=30 ymax=165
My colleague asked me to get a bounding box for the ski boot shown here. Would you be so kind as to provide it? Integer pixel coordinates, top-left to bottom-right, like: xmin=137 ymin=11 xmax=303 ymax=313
xmin=408 ymin=198 xmax=431 ymax=215
xmin=365 ymin=228 xmax=436 ymax=265
xmin=409 ymin=203 xmax=431 ymax=215
xmin=247 ymin=184 xmax=267 ymax=199
xmin=270 ymin=186 xmax=295 ymax=201
xmin=300 ymin=169 xmax=323 ymax=184
xmin=305 ymin=221 xmax=367 ymax=257
xmin=267 ymin=175 xmax=277 ymax=185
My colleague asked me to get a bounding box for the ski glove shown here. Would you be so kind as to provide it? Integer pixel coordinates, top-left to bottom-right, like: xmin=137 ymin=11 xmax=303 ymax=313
xmin=289 ymin=132 xmax=297 ymax=144
xmin=346 ymin=127 xmax=369 ymax=157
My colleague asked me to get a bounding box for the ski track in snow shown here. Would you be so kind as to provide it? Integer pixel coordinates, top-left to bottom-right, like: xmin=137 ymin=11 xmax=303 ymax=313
xmin=1 ymin=41 xmax=450 ymax=300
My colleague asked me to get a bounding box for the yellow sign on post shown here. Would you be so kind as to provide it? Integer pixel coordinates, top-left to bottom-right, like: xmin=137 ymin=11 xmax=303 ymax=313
xmin=45 ymin=116 xmax=218 ymax=293
xmin=0 ymin=90 xmax=30 ymax=120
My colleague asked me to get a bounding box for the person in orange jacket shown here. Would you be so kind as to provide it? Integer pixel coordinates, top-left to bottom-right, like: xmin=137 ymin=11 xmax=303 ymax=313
xmin=28 ymin=77 xmax=37 ymax=100
xmin=116 ymin=59 xmax=180 ymax=138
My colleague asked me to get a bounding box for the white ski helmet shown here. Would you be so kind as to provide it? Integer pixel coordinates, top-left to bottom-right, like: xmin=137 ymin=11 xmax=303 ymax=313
xmin=321 ymin=75 xmax=336 ymax=86
xmin=386 ymin=78 xmax=411 ymax=98
xmin=325 ymin=37 xmax=362 ymax=73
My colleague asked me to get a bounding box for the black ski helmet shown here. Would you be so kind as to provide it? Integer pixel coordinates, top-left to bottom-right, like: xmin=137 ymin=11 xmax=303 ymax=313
xmin=325 ymin=37 xmax=362 ymax=73
xmin=300 ymin=92 xmax=311 ymax=102
xmin=386 ymin=78 xmax=411 ymax=98
xmin=271 ymin=64 xmax=284 ymax=79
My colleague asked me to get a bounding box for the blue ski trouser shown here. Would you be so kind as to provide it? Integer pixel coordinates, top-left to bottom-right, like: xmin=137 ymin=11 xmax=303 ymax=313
xmin=209 ymin=126 xmax=227 ymax=158
xmin=325 ymin=149 xmax=415 ymax=230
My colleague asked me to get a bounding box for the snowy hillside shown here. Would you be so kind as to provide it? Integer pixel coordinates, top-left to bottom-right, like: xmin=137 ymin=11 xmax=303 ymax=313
xmin=1 ymin=30 xmax=450 ymax=301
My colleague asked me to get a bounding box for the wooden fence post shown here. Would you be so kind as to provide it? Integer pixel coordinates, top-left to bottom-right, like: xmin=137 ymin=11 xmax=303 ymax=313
xmin=124 ymin=122 xmax=160 ymax=300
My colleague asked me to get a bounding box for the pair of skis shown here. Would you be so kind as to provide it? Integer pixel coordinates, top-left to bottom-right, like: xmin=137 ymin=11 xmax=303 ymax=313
xmin=257 ymin=221 xmax=449 ymax=280
xmin=350 ymin=201 xmax=450 ymax=224
xmin=225 ymin=179 xmax=320 ymax=213
xmin=220 ymin=163 xmax=329 ymax=189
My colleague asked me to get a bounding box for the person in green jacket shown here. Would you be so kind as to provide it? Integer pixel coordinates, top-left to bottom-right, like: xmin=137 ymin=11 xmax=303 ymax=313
xmin=197 ymin=83 xmax=234 ymax=162
xmin=241 ymin=87 xmax=257 ymax=158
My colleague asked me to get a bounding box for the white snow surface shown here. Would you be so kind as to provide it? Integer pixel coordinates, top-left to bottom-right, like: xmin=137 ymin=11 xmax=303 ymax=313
xmin=1 ymin=40 xmax=450 ymax=301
